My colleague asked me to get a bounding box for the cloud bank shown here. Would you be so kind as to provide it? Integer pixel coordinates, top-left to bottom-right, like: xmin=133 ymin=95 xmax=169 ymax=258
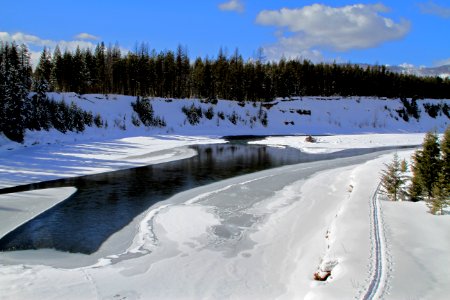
xmin=256 ymin=3 xmax=410 ymax=61
xmin=75 ymin=33 xmax=100 ymax=40
xmin=0 ymin=31 xmax=98 ymax=67
xmin=418 ymin=1 xmax=450 ymax=19
xmin=219 ymin=0 xmax=244 ymax=13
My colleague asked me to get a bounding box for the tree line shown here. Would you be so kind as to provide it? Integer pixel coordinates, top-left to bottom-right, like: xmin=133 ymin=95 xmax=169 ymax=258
xmin=0 ymin=42 xmax=102 ymax=143
xmin=34 ymin=42 xmax=450 ymax=100
xmin=381 ymin=127 xmax=450 ymax=215
xmin=2 ymin=41 xmax=450 ymax=143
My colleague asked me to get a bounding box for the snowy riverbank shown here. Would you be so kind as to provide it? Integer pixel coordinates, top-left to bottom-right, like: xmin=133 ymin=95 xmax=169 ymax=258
xmin=1 ymin=146 xmax=448 ymax=299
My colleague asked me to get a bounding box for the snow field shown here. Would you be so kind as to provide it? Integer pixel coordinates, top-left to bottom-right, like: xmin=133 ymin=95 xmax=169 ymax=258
xmin=0 ymin=187 xmax=77 ymax=239
xmin=0 ymin=147 xmax=449 ymax=299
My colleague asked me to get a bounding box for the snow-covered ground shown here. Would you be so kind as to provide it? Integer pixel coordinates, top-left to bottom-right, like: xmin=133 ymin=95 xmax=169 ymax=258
xmin=0 ymin=94 xmax=449 ymax=299
xmin=0 ymin=135 xmax=223 ymax=189
xmin=1 ymin=147 xmax=448 ymax=300
xmin=1 ymin=94 xmax=447 ymax=153
xmin=39 ymin=94 xmax=449 ymax=137
xmin=0 ymin=187 xmax=76 ymax=239
xmin=249 ymin=133 xmax=426 ymax=154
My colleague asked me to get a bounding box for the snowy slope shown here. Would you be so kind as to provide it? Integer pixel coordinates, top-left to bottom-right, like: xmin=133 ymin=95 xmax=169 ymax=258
xmin=3 ymin=93 xmax=447 ymax=150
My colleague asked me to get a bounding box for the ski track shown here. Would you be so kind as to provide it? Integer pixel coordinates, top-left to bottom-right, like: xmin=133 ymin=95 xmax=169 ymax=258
xmin=361 ymin=183 xmax=390 ymax=300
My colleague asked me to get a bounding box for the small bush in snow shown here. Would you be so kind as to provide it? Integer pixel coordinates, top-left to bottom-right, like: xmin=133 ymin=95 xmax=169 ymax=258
xmin=227 ymin=111 xmax=239 ymax=125
xmin=259 ymin=110 xmax=268 ymax=127
xmin=296 ymin=109 xmax=311 ymax=116
xmin=131 ymin=97 xmax=166 ymax=127
xmin=94 ymin=114 xmax=103 ymax=128
xmin=443 ymin=103 xmax=450 ymax=119
xmin=423 ymin=103 xmax=441 ymax=118
xmin=182 ymin=104 xmax=203 ymax=125
xmin=204 ymin=106 xmax=214 ymax=120
xmin=400 ymin=98 xmax=420 ymax=120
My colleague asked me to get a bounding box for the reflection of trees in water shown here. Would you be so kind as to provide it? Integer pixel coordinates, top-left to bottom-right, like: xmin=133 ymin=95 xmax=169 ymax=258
xmin=2 ymin=143 xmax=375 ymax=254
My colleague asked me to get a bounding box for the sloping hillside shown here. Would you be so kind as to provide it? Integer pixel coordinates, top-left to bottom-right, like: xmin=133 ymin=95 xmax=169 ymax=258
xmin=2 ymin=93 xmax=449 ymax=148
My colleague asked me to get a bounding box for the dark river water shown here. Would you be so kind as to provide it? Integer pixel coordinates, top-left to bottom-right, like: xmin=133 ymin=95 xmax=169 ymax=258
xmin=0 ymin=143 xmax=411 ymax=254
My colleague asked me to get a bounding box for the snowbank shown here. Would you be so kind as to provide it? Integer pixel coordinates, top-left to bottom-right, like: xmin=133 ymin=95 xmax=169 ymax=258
xmin=0 ymin=135 xmax=224 ymax=189
xmin=382 ymin=197 xmax=450 ymax=299
xmin=0 ymin=187 xmax=76 ymax=239
xmin=0 ymin=148 xmax=448 ymax=299
xmin=249 ymin=133 xmax=426 ymax=154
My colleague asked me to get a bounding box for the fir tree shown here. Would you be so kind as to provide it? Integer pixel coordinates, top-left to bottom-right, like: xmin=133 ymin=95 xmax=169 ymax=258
xmin=428 ymin=172 xmax=449 ymax=215
xmin=410 ymin=131 xmax=442 ymax=201
xmin=0 ymin=43 xmax=30 ymax=142
xmin=34 ymin=47 xmax=53 ymax=91
xmin=441 ymin=125 xmax=450 ymax=184
xmin=380 ymin=153 xmax=406 ymax=201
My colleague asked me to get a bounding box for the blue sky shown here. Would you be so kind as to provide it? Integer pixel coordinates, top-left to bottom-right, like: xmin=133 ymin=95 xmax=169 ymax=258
xmin=1 ymin=0 xmax=449 ymax=67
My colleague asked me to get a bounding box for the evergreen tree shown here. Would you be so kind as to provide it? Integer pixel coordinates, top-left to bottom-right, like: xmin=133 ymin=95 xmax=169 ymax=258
xmin=51 ymin=46 xmax=63 ymax=91
xmin=34 ymin=47 xmax=53 ymax=91
xmin=0 ymin=43 xmax=30 ymax=142
xmin=428 ymin=172 xmax=449 ymax=215
xmin=441 ymin=125 xmax=450 ymax=184
xmin=410 ymin=131 xmax=442 ymax=201
xmin=380 ymin=153 xmax=406 ymax=201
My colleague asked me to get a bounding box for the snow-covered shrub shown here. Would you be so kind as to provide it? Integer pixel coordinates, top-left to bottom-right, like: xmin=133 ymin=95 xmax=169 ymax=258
xmin=259 ymin=110 xmax=268 ymax=127
xmin=94 ymin=114 xmax=103 ymax=128
xmin=423 ymin=103 xmax=441 ymax=118
xmin=400 ymin=98 xmax=420 ymax=120
xmin=131 ymin=97 xmax=166 ymax=127
xmin=204 ymin=106 xmax=214 ymax=120
xmin=296 ymin=109 xmax=311 ymax=116
xmin=227 ymin=111 xmax=239 ymax=125
xmin=182 ymin=103 xmax=203 ymax=125
xmin=443 ymin=103 xmax=450 ymax=119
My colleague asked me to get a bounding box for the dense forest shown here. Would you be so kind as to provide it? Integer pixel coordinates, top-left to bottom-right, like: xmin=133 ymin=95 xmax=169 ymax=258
xmin=33 ymin=42 xmax=450 ymax=100
xmin=1 ymin=41 xmax=450 ymax=143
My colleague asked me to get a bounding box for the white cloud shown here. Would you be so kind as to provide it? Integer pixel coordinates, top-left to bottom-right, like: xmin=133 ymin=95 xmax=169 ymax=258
xmin=75 ymin=32 xmax=100 ymax=40
xmin=419 ymin=1 xmax=450 ymax=18
xmin=219 ymin=0 xmax=244 ymax=13
xmin=435 ymin=58 xmax=450 ymax=66
xmin=255 ymin=3 xmax=410 ymax=61
xmin=0 ymin=31 xmax=98 ymax=67
xmin=0 ymin=31 xmax=97 ymax=51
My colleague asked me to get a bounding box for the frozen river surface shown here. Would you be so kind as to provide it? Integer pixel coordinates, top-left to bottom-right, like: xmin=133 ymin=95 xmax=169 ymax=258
xmin=0 ymin=143 xmax=404 ymax=256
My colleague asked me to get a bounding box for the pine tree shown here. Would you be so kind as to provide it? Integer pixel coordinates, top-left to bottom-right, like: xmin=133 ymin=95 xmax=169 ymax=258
xmin=428 ymin=172 xmax=449 ymax=215
xmin=51 ymin=46 xmax=63 ymax=91
xmin=34 ymin=47 xmax=53 ymax=91
xmin=380 ymin=153 xmax=406 ymax=201
xmin=410 ymin=131 xmax=442 ymax=201
xmin=441 ymin=125 xmax=450 ymax=184
xmin=0 ymin=43 xmax=30 ymax=142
